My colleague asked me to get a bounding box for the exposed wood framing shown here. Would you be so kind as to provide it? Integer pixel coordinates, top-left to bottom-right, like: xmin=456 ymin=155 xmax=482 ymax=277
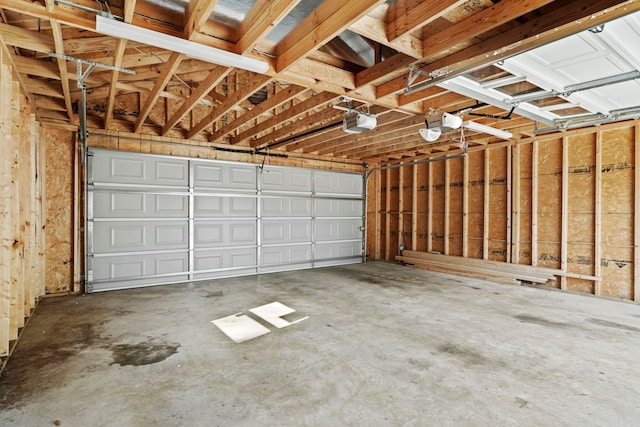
xmin=506 ymin=145 xmax=513 ymax=263
xmin=412 ymin=164 xmax=418 ymax=251
xmin=10 ymin=80 xmax=23 ymax=340
xmin=104 ymin=0 xmax=137 ymax=129
xmin=387 ymin=0 xmax=464 ymax=42
xmin=444 ymin=159 xmax=450 ymax=255
xmin=462 ymin=153 xmax=469 ymax=258
xmin=511 ymin=144 xmax=520 ymax=264
xmin=532 ymin=140 xmax=538 ymax=267
xmin=398 ymin=163 xmax=404 ymax=251
xmin=0 ymin=60 xmax=11 ymax=356
xmin=427 ymin=162 xmax=433 ymax=253
xmin=595 ymin=131 xmax=603 ymax=295
xmin=374 ymin=169 xmax=381 ymax=259
xmin=561 ymin=136 xmax=569 ymax=290
xmin=483 ymin=149 xmax=490 ymax=260
xmin=236 ymin=0 xmax=298 ymax=53
xmin=134 ymin=52 xmax=184 ymax=134
xmin=385 ymin=169 xmax=391 ymax=259
xmin=635 ymin=124 xmax=640 ymax=302
xmin=422 ymin=0 xmax=555 ymax=59
xmin=276 ymin=0 xmax=383 ymax=72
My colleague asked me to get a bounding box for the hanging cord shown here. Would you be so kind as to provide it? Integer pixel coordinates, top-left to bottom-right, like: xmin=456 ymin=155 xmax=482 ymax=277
xmin=130 ymin=45 xmax=193 ymax=91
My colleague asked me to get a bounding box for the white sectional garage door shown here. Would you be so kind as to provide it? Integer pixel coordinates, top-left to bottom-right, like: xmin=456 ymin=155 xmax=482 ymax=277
xmin=87 ymin=149 xmax=363 ymax=292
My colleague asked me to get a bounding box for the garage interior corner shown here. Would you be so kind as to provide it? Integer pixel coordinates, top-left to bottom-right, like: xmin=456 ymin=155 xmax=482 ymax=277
xmin=2 ymin=261 xmax=640 ymax=426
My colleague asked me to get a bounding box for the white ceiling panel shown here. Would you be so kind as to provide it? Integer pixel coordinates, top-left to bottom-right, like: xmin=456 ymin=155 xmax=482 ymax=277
xmin=529 ymin=34 xmax=601 ymax=67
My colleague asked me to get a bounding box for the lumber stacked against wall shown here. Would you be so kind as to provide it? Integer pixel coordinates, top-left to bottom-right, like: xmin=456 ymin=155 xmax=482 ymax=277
xmin=370 ymin=121 xmax=640 ymax=303
xmin=0 ymin=52 xmax=46 ymax=361
xmin=396 ymin=250 xmax=558 ymax=286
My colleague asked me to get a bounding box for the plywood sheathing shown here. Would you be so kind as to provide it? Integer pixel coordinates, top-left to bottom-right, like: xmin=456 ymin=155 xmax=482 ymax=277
xmin=415 ymin=163 xmax=428 ymax=252
xmin=601 ymin=127 xmax=634 ymax=300
xmin=488 ymin=146 xmax=508 ymax=262
xmin=536 ymin=138 xmax=562 ymax=274
xmin=566 ymin=133 xmax=596 ymax=294
xmin=518 ymin=143 xmax=533 ymax=265
xmin=431 ymin=160 xmax=445 ymax=254
xmin=387 ymin=167 xmax=399 ymax=259
xmin=448 ymin=156 xmax=464 ymax=256
xmin=400 ymin=163 xmax=413 ymax=252
xmin=467 ymin=151 xmax=484 ymax=259
xmin=45 ymin=128 xmax=75 ymax=294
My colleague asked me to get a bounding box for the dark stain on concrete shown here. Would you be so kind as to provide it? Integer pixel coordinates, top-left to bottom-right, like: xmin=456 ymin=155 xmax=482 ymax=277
xmin=357 ymin=276 xmax=404 ymax=288
xmin=203 ymin=290 xmax=224 ymax=298
xmin=110 ymin=340 xmax=180 ymax=366
xmin=589 ymin=318 xmax=640 ymax=333
xmin=437 ymin=343 xmax=488 ymax=367
xmin=0 ymin=318 xmax=107 ymax=410
xmin=515 ymin=314 xmax=571 ymax=329
xmin=407 ymin=357 xmax=431 ymax=371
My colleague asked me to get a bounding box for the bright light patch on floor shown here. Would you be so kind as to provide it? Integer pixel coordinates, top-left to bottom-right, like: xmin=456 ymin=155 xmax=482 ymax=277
xmin=212 ymin=302 xmax=308 ymax=343
xmin=211 ymin=312 xmax=271 ymax=343
xmin=249 ymin=301 xmax=309 ymax=328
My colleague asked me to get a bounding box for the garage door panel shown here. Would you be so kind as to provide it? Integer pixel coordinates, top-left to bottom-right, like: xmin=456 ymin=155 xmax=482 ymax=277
xmin=193 ymin=162 xmax=257 ymax=190
xmin=315 ymin=218 xmax=362 ymax=241
xmin=194 ymin=247 xmax=257 ymax=271
xmin=94 ymin=220 xmax=188 ymax=253
xmin=194 ymin=195 xmax=257 ymax=218
xmin=92 ymin=151 xmax=188 ymax=187
xmin=193 ymin=268 xmax=257 ymax=281
xmin=194 ymin=220 xmax=257 ymax=247
xmin=262 ymin=219 xmax=311 ymax=244
xmin=262 ymin=197 xmax=312 ymax=217
xmin=89 ymin=149 xmax=363 ymax=291
xmin=316 ymin=241 xmax=362 ymax=263
xmin=90 ymin=274 xmax=190 ymax=292
xmin=314 ymin=198 xmax=362 ymax=217
xmin=93 ymin=252 xmax=188 ymax=280
xmin=315 ymin=170 xmax=362 ymax=195
xmin=261 ymin=167 xmax=312 ymax=193
xmin=262 ymin=244 xmax=312 ymax=266
xmin=94 ymin=192 xmax=188 ymax=218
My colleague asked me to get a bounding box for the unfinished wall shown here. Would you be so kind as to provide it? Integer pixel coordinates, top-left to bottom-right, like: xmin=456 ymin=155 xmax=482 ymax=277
xmin=369 ymin=121 xmax=640 ymax=303
xmin=36 ymin=125 xmax=365 ymax=297
xmin=0 ymin=52 xmax=46 ymax=359
xmin=44 ymin=128 xmax=76 ymax=294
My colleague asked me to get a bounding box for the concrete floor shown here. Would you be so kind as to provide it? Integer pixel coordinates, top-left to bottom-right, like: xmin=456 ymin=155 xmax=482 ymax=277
xmin=1 ymin=261 xmax=640 ymax=426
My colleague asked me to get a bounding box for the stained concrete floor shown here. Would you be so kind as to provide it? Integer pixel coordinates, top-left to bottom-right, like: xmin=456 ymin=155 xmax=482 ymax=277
xmin=1 ymin=261 xmax=640 ymax=426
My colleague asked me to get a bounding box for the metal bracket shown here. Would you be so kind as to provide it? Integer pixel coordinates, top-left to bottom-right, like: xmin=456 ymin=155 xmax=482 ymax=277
xmin=48 ymin=52 xmax=135 ymax=294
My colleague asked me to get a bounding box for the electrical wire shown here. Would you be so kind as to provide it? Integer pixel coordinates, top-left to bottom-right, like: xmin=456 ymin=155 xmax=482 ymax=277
xmin=129 ymin=44 xmax=193 ymax=91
